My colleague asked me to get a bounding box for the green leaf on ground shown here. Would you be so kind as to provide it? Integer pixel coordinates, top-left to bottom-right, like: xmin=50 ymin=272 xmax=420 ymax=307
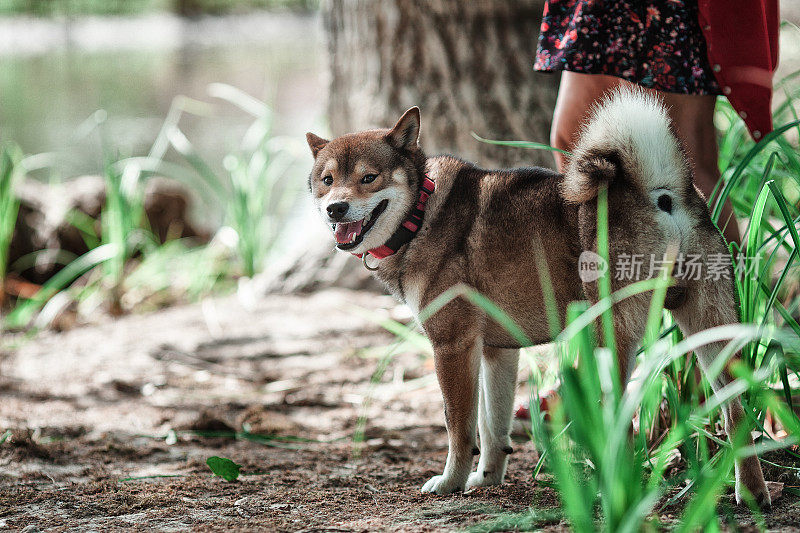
xmin=206 ymin=456 xmax=242 ymax=481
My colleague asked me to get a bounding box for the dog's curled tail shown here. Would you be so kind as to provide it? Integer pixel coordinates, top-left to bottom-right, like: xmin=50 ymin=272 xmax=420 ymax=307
xmin=561 ymin=86 xmax=688 ymax=203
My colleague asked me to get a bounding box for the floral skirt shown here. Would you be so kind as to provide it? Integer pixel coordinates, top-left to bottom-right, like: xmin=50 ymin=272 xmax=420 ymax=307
xmin=534 ymin=0 xmax=721 ymax=95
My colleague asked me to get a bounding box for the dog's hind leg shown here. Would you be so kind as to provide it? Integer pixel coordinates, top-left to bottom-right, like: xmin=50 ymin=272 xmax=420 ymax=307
xmin=466 ymin=346 xmax=519 ymax=490
xmin=671 ymin=274 xmax=770 ymax=507
xmin=421 ymin=334 xmax=482 ymax=495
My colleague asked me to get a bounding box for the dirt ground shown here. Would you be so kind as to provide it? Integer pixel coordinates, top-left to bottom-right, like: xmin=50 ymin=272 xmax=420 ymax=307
xmin=1 ymin=289 xmax=799 ymax=531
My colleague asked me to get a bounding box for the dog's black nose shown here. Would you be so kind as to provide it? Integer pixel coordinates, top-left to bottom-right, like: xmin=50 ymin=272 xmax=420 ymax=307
xmin=326 ymin=201 xmax=349 ymax=221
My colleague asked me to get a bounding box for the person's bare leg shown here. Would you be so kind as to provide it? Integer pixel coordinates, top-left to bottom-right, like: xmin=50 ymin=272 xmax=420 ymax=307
xmin=550 ymin=72 xmax=624 ymax=170
xmin=660 ymin=93 xmax=740 ymax=244
xmin=550 ymin=72 xmax=740 ymax=244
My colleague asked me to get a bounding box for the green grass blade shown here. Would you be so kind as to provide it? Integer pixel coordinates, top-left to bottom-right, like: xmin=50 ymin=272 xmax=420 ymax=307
xmin=711 ymin=120 xmax=800 ymax=221
xmin=5 ymin=244 xmax=120 ymax=328
xmin=596 ymin=185 xmax=617 ymax=357
xmin=0 ymin=145 xmax=23 ymax=297
xmin=470 ymin=132 xmax=572 ymax=155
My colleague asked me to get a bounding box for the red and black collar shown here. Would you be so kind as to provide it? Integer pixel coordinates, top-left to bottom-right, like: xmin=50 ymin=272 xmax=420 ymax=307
xmin=354 ymin=174 xmax=436 ymax=260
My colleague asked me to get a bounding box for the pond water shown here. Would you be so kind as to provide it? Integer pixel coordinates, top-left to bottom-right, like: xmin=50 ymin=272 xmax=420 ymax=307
xmin=0 ymin=12 xmax=326 ymax=179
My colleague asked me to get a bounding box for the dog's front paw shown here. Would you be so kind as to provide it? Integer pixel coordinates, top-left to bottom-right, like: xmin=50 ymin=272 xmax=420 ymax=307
xmin=421 ymin=474 xmax=466 ymax=495
xmin=465 ymin=469 xmax=504 ymax=490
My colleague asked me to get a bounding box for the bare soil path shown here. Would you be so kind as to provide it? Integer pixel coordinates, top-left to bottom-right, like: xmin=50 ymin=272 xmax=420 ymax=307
xmin=0 ymin=289 xmax=553 ymax=531
xmin=1 ymin=289 xmax=798 ymax=531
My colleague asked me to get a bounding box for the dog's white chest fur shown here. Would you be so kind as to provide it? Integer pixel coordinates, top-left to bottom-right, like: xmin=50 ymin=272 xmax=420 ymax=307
xmin=402 ymin=275 xmax=424 ymax=317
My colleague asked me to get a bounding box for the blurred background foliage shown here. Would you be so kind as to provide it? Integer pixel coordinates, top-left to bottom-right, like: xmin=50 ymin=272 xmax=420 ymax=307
xmin=0 ymin=0 xmax=318 ymax=16
xmin=0 ymin=0 xmax=324 ymax=326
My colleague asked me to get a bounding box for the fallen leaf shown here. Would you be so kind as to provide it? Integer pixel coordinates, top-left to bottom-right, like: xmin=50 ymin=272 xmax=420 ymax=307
xmin=206 ymin=456 xmax=242 ymax=482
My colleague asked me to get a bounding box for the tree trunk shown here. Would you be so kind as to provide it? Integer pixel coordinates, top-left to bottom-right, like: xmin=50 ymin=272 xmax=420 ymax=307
xmin=325 ymin=0 xmax=559 ymax=168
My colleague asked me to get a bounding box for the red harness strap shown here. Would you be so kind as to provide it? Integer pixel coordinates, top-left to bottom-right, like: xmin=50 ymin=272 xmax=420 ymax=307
xmin=354 ymin=174 xmax=436 ymax=260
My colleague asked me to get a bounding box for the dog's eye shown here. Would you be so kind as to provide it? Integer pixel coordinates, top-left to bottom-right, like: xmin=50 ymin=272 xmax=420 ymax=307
xmin=657 ymin=194 xmax=673 ymax=214
xmin=361 ymin=174 xmax=378 ymax=184
xmin=322 ymin=175 xmax=333 ymax=186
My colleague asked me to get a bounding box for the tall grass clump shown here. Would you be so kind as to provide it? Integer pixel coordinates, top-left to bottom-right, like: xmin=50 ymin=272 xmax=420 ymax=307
xmin=100 ymin=159 xmax=156 ymax=312
xmin=534 ymin=187 xmax=797 ymax=531
xmin=4 ymin=84 xmax=303 ymax=329
xmin=147 ymin=83 xmax=301 ymax=278
xmin=5 ymin=155 xmax=155 ymax=328
xmin=535 ymin=304 xmax=799 ymax=531
xmin=0 ymin=144 xmax=23 ymax=311
xmin=711 ymin=75 xmax=800 ymax=417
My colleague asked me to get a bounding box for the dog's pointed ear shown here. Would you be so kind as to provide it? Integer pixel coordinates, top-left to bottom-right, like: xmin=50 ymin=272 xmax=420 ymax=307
xmin=306 ymin=132 xmax=329 ymax=158
xmin=386 ymin=107 xmax=420 ymax=150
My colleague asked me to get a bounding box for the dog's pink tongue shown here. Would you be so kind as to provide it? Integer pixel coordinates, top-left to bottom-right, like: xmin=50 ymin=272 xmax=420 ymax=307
xmin=335 ymin=220 xmax=363 ymax=244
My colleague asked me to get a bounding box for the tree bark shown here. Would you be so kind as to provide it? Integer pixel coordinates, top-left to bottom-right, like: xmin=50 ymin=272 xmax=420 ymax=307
xmin=325 ymin=0 xmax=559 ymax=169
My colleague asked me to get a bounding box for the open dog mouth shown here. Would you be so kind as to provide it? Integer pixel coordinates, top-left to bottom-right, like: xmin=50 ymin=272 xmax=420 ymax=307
xmin=333 ymin=200 xmax=389 ymax=250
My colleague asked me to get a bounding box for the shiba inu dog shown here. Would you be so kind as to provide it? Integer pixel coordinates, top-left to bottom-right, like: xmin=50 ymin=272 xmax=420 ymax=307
xmin=305 ymin=88 xmax=770 ymax=505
